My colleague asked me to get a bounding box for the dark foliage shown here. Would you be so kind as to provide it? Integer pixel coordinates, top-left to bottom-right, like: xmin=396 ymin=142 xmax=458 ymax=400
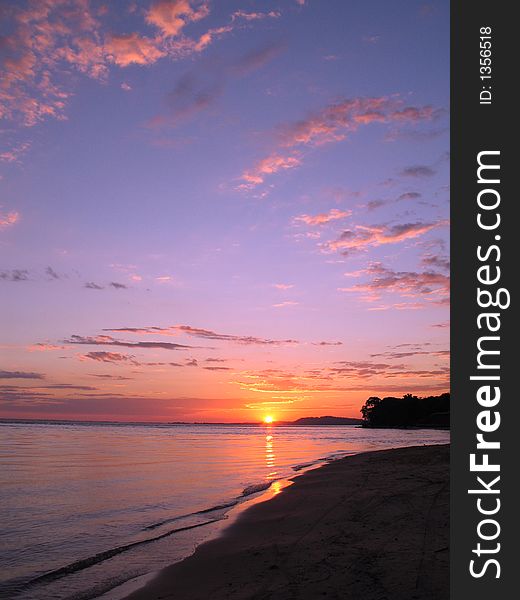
xmin=360 ymin=393 xmax=450 ymax=428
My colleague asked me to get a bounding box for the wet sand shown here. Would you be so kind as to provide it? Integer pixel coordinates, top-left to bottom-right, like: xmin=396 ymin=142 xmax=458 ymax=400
xmin=125 ymin=444 xmax=449 ymax=600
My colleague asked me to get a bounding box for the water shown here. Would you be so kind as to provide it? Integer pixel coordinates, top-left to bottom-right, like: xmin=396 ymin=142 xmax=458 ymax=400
xmin=0 ymin=421 xmax=449 ymax=600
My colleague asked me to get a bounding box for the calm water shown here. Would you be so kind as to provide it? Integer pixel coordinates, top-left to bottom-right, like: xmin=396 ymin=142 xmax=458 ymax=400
xmin=0 ymin=421 xmax=450 ymax=600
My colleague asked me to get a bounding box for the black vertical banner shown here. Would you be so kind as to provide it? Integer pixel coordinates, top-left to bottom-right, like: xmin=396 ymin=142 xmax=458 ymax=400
xmin=451 ymin=1 xmax=515 ymax=598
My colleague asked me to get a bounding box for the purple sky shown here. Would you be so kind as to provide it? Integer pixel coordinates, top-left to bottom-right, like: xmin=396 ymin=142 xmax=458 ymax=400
xmin=0 ymin=0 xmax=449 ymax=422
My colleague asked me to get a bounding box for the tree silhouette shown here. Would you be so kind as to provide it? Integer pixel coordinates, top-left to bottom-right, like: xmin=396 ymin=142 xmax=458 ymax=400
xmin=360 ymin=392 xmax=450 ymax=428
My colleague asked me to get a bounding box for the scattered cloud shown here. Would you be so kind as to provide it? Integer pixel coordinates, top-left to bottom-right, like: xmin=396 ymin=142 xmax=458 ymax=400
xmin=421 ymin=254 xmax=450 ymax=271
xmin=0 ymin=0 xmax=271 ymax=131
xmin=240 ymin=153 xmax=301 ymax=187
xmin=400 ymin=165 xmax=436 ymax=178
xmin=38 ymin=383 xmax=97 ymax=391
xmin=148 ymin=71 xmax=223 ymax=128
xmin=0 ymin=210 xmax=20 ymax=228
xmin=148 ymin=39 xmax=283 ymax=129
xmin=339 ymin=262 xmax=450 ymax=303
xmin=231 ymin=10 xmax=281 ymax=22
xmin=84 ymin=282 xmax=104 ymax=290
xmin=239 ymin=96 xmax=442 ymax=188
xmin=45 ymin=266 xmax=60 ymax=280
xmin=0 ymin=143 xmax=31 ymax=163
xmin=370 ymin=349 xmax=449 ymax=360
xmin=28 ymin=343 xmax=66 ymax=352
xmin=105 ymin=33 xmax=166 ymax=67
xmin=104 ymin=325 xmax=299 ymax=346
xmin=81 ymin=351 xmax=137 ymax=364
xmin=272 ymin=283 xmax=294 ymax=290
xmin=89 ymin=374 xmax=133 ymax=380
xmin=84 ymin=281 xmax=128 ymax=290
xmin=293 ymin=208 xmax=351 ymax=226
xmin=230 ymin=360 xmax=448 ymax=397
xmin=232 ymin=42 xmax=285 ymax=76
xmin=366 ymin=200 xmax=386 ymax=211
xmin=397 ymin=192 xmax=422 ymax=201
xmin=323 ymin=219 xmax=448 ymax=255
xmin=0 ymin=269 xmax=29 ymax=282
xmin=272 ymin=301 xmax=299 ymax=308
xmin=145 ymin=0 xmax=210 ymax=38
xmin=65 ymin=334 xmax=195 ymax=351
xmin=0 ymin=370 xmax=45 ymax=380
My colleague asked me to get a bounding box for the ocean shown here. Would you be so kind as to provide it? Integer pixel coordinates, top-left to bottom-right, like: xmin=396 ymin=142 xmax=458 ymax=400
xmin=0 ymin=421 xmax=449 ymax=600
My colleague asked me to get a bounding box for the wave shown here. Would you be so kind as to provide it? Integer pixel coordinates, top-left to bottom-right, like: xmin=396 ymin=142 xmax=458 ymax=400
xmin=21 ymin=485 xmax=275 ymax=594
xmin=20 ymin=461 xmax=333 ymax=596
xmin=292 ymin=461 xmax=315 ymax=471
xmin=241 ymin=481 xmax=272 ymax=497
xmin=22 ymin=517 xmax=221 ymax=592
xmin=144 ymin=501 xmax=238 ymax=531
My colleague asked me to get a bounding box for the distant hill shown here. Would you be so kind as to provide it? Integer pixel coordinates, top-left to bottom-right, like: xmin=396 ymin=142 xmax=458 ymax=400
xmin=289 ymin=416 xmax=362 ymax=426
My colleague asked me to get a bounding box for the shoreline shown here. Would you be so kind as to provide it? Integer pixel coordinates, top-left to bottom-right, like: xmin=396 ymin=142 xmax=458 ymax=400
xmin=123 ymin=444 xmax=449 ymax=600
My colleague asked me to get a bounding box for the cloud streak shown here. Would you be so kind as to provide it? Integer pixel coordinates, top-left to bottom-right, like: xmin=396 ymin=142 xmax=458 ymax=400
xmin=239 ymin=97 xmax=443 ymax=187
xmin=1 ymin=269 xmax=29 ymax=281
xmin=81 ymin=351 xmax=138 ymax=364
xmin=0 ymin=210 xmax=20 ymax=228
xmin=0 ymin=370 xmax=45 ymax=380
xmin=293 ymin=208 xmax=351 ymax=226
xmin=339 ymin=262 xmax=450 ymax=303
xmin=323 ymin=220 xmax=448 ymax=255
xmin=104 ymin=325 xmax=300 ymax=346
xmin=65 ymin=334 xmax=195 ymax=351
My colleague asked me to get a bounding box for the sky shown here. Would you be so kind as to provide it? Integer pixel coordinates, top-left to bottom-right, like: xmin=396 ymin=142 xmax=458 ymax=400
xmin=0 ymin=0 xmax=450 ymax=423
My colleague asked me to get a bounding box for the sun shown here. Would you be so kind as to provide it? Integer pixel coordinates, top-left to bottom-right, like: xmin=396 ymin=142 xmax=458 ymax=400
xmin=263 ymin=415 xmax=274 ymax=424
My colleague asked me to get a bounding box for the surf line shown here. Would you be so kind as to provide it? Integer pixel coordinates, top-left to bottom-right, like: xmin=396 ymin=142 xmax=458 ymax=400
xmin=468 ymin=150 xmax=510 ymax=580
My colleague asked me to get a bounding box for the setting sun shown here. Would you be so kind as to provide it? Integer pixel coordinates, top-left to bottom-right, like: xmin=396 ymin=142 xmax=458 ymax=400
xmin=263 ymin=416 xmax=274 ymax=424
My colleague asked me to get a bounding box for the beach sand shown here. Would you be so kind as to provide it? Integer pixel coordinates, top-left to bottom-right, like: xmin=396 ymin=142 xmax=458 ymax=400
xmin=125 ymin=444 xmax=449 ymax=600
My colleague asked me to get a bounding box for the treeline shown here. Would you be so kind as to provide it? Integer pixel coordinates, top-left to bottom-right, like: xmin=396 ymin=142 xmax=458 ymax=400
xmin=360 ymin=393 xmax=450 ymax=428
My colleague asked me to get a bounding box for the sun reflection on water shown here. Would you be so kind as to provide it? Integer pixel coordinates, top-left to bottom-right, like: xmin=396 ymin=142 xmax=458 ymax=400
xmin=265 ymin=431 xmax=277 ymax=480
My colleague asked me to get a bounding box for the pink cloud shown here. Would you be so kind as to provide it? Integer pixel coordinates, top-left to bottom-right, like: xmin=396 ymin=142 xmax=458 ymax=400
xmin=272 ymin=283 xmax=294 ymax=290
xmin=28 ymin=343 xmax=66 ymax=352
xmin=294 ymin=208 xmax=351 ymax=226
xmin=191 ymin=25 xmax=233 ymax=52
xmin=239 ymin=97 xmax=442 ymax=187
xmin=0 ymin=0 xmax=101 ymax=126
xmin=55 ymin=36 xmax=108 ymax=79
xmin=146 ymin=0 xmax=210 ymax=38
xmin=0 ymin=143 xmax=31 ymax=163
xmin=104 ymin=325 xmax=299 ymax=346
xmin=323 ymin=220 xmax=448 ymax=254
xmin=240 ymin=153 xmax=301 ymax=187
xmin=0 ymin=210 xmax=20 ymax=228
xmin=80 ymin=351 xmax=137 ymax=364
xmin=105 ymin=33 xmax=166 ymax=67
xmin=0 ymin=0 xmax=231 ymax=129
xmin=339 ymin=262 xmax=450 ymax=303
xmin=231 ymin=10 xmax=281 ymax=21
xmin=272 ymin=301 xmax=299 ymax=308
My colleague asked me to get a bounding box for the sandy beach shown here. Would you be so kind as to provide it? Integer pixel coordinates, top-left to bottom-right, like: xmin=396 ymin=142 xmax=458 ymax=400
xmin=125 ymin=444 xmax=449 ymax=600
